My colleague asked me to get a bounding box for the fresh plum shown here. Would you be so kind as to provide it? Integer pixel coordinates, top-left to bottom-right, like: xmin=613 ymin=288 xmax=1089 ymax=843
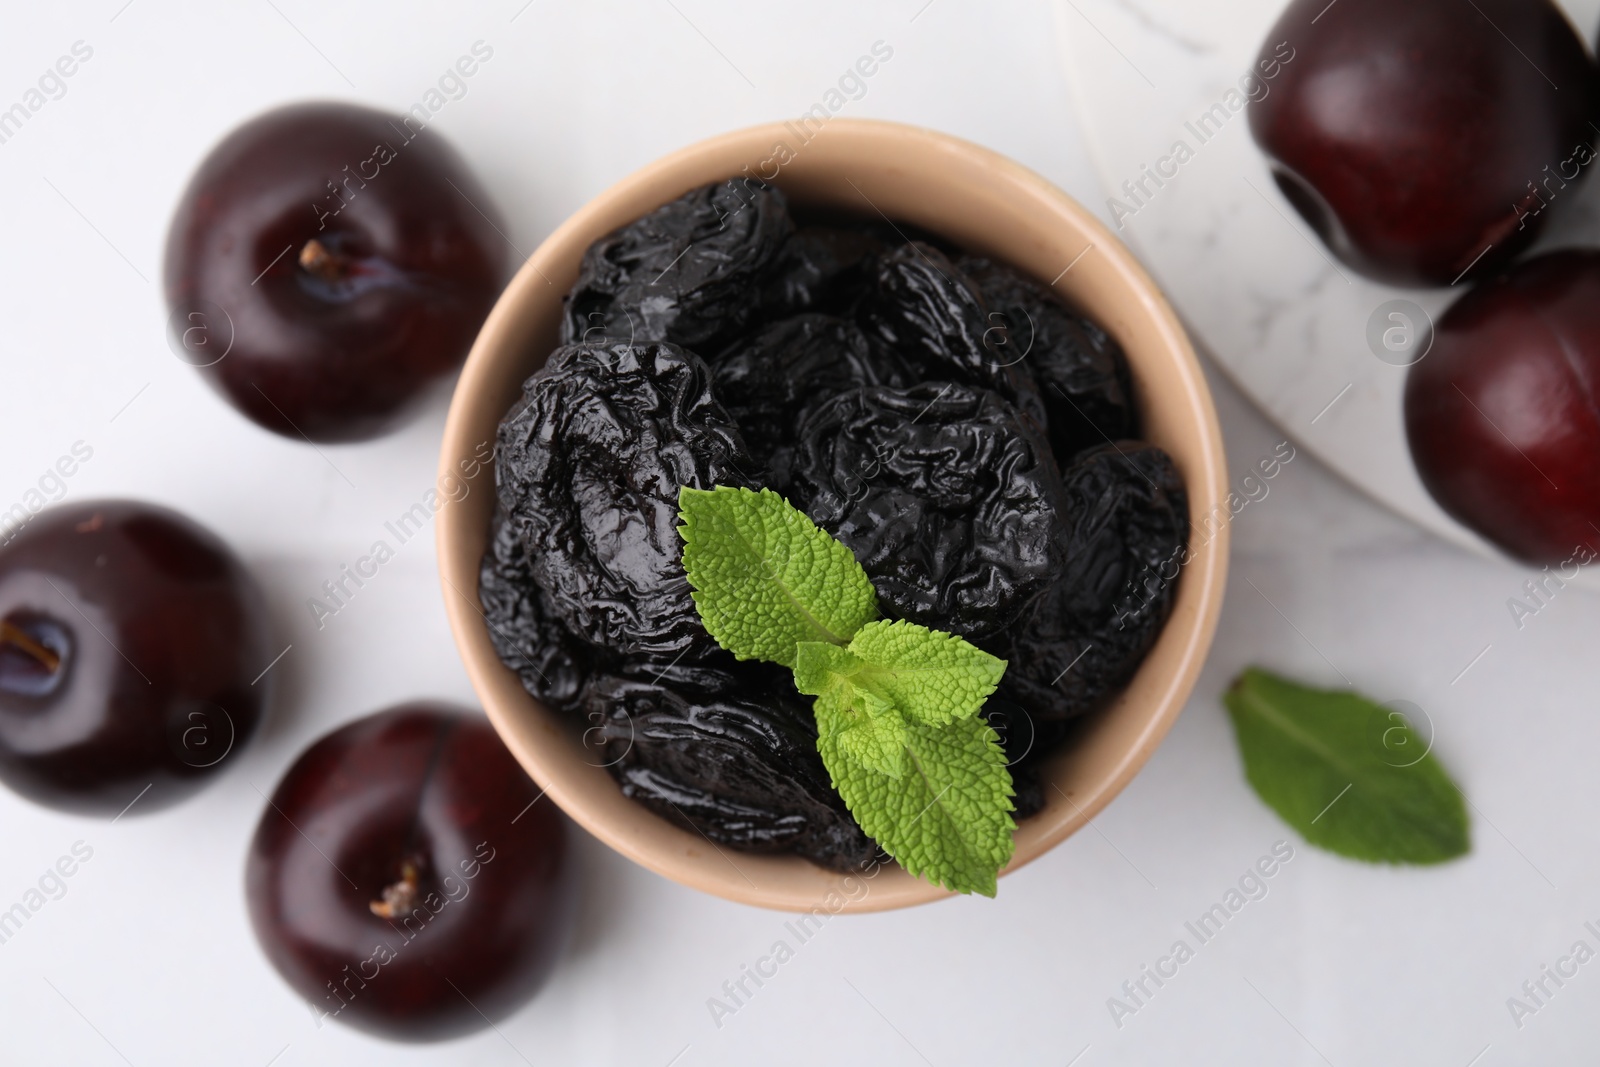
xmin=164 ymin=102 xmax=507 ymax=442
xmin=0 ymin=501 xmax=272 ymax=814
xmin=1405 ymin=249 xmax=1600 ymax=562
xmin=245 ymin=704 xmax=576 ymax=1042
xmin=1249 ymin=0 xmax=1600 ymax=287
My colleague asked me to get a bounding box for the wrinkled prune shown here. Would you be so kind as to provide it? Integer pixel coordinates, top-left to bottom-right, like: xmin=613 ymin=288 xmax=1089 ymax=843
xmin=480 ymin=508 xmax=597 ymax=714
xmin=711 ymin=314 xmax=913 ymax=471
xmin=583 ymin=673 xmax=881 ymax=871
xmin=761 ymin=226 xmax=885 ymax=317
xmin=562 ymin=180 xmax=792 ymax=351
xmin=788 ymin=383 xmax=1070 ymax=640
xmin=990 ymin=442 xmax=1187 ymax=722
xmin=958 ymin=255 xmax=1137 ymax=460
xmin=863 ymin=243 xmax=1045 ymax=425
xmin=495 ymin=342 xmax=755 ymax=663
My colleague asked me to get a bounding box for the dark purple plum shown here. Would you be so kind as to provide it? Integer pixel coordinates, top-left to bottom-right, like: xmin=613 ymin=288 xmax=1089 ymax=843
xmin=1406 ymin=250 xmax=1600 ymax=562
xmin=246 ymin=704 xmax=577 ymax=1042
xmin=0 ymin=501 xmax=272 ymax=815
xmin=1250 ymin=0 xmax=1600 ymax=287
xmin=164 ymin=102 xmax=507 ymax=442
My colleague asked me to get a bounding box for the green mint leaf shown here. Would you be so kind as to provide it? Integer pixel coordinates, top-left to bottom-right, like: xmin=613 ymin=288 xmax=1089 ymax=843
xmin=819 ymin=713 xmax=1015 ymax=897
xmin=796 ymin=642 xmax=910 ymax=778
xmin=1224 ymin=668 xmax=1470 ymax=865
xmin=678 ymin=486 xmax=877 ymax=667
xmin=844 ymin=619 xmax=1006 ymax=726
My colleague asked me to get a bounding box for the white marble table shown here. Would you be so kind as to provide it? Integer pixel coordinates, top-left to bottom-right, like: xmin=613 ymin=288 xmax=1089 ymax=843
xmin=0 ymin=3 xmax=1594 ymax=1065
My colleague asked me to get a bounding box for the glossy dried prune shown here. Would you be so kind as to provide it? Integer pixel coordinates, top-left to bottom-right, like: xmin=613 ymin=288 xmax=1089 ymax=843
xmin=788 ymin=382 xmax=1070 ymax=640
xmin=495 ymin=342 xmax=755 ymax=663
xmin=562 ymin=180 xmax=792 ymax=352
xmin=989 ymin=442 xmax=1186 ymax=722
xmin=863 ymin=243 xmax=1045 ymax=425
xmin=479 ymin=508 xmax=597 ymax=715
xmin=711 ymin=314 xmax=913 ymax=471
xmin=583 ymin=673 xmax=880 ymax=871
xmin=958 ymin=255 xmax=1137 ymax=460
xmin=761 ymin=226 xmax=885 ymax=317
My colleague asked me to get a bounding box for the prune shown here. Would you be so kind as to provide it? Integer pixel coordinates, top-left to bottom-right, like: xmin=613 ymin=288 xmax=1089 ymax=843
xmin=495 ymin=342 xmax=755 ymax=664
xmin=1249 ymin=0 xmax=1599 ymax=287
xmin=959 ymin=255 xmax=1137 ymax=460
xmin=479 ymin=508 xmax=596 ymax=715
xmin=711 ymin=314 xmax=913 ymax=471
xmin=583 ymin=672 xmax=881 ymax=871
xmin=788 ymin=383 xmax=1070 ymax=640
xmin=761 ymin=226 xmax=885 ymax=317
xmin=246 ymin=704 xmax=576 ymax=1042
xmin=164 ymin=102 xmax=506 ymax=442
xmin=862 ymin=243 xmax=1045 ymax=424
xmin=989 ymin=442 xmax=1187 ymax=722
xmin=1405 ymin=250 xmax=1600 ymax=563
xmin=0 ymin=500 xmax=272 ymax=815
xmin=562 ymin=179 xmax=792 ymax=351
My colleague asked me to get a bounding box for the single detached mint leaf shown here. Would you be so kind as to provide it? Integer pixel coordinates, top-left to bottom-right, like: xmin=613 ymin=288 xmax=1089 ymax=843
xmin=819 ymin=714 xmax=1015 ymax=897
xmin=844 ymin=619 xmax=1006 ymax=727
xmin=1224 ymin=668 xmax=1470 ymax=865
xmin=678 ymin=486 xmax=877 ymax=667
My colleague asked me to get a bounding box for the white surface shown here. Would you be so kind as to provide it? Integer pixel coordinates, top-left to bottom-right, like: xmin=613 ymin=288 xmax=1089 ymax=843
xmin=1057 ymin=0 xmax=1600 ymax=572
xmin=0 ymin=3 xmax=1595 ymax=1065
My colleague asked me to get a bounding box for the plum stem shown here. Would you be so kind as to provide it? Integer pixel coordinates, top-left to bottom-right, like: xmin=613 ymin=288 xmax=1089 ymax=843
xmin=0 ymin=620 xmax=60 ymax=674
xmin=298 ymin=238 xmax=346 ymax=282
xmin=369 ymin=859 xmax=421 ymax=918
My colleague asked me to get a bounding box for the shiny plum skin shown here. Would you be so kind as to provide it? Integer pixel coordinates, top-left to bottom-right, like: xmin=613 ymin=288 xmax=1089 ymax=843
xmin=1249 ymin=0 xmax=1600 ymax=287
xmin=0 ymin=501 xmax=272 ymax=815
xmin=245 ymin=705 xmax=577 ymax=1043
xmin=164 ymin=102 xmax=507 ymax=442
xmin=1405 ymin=250 xmax=1600 ymax=562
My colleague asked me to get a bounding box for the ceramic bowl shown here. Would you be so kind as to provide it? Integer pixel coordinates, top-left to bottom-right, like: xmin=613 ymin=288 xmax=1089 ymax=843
xmin=437 ymin=119 xmax=1229 ymax=913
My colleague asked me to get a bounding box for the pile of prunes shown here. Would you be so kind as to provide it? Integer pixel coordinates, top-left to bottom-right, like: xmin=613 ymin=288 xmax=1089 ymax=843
xmin=480 ymin=179 xmax=1188 ymax=872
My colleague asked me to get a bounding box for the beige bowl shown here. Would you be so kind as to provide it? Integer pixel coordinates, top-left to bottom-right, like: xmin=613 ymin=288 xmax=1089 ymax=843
xmin=438 ymin=119 xmax=1228 ymax=913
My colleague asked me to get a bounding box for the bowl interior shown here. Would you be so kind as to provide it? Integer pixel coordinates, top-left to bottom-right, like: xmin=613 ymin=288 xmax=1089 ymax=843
xmin=438 ymin=119 xmax=1229 ymax=913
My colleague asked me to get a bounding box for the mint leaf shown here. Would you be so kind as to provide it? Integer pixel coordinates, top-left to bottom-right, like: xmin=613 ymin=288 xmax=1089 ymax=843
xmin=678 ymin=486 xmax=877 ymax=667
xmin=844 ymin=619 xmax=1005 ymax=726
xmin=1224 ymin=668 xmax=1470 ymax=865
xmin=820 ymin=713 xmax=1015 ymax=896
xmin=796 ymin=642 xmax=911 ymax=778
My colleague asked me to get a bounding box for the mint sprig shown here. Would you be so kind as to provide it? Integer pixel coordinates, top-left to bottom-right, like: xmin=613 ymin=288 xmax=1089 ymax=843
xmin=678 ymin=485 xmax=1015 ymax=896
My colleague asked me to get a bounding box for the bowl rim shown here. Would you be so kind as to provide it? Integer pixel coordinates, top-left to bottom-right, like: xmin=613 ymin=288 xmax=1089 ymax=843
xmin=438 ymin=117 xmax=1230 ymax=913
